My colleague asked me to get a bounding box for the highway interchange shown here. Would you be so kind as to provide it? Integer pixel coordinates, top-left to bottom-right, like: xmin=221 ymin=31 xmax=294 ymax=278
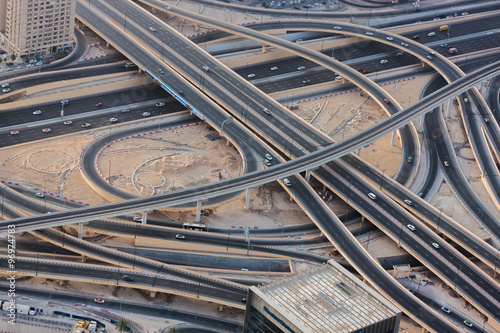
xmin=1 ymin=0 xmax=500 ymax=332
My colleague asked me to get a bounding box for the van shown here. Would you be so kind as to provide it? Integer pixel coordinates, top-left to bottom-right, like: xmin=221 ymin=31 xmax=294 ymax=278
xmin=439 ymin=25 xmax=448 ymax=31
xmin=368 ymin=193 xmax=377 ymax=200
xmin=404 ymin=199 xmax=412 ymax=206
xmin=203 ymin=66 xmax=210 ymax=72
xmin=125 ymin=62 xmax=137 ymax=68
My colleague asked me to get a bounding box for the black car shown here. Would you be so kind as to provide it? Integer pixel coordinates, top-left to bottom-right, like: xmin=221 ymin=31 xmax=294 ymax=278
xmin=122 ymin=275 xmax=134 ymax=281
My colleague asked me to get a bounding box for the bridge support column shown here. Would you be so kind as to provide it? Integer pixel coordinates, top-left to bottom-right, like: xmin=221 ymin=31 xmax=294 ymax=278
xmin=244 ymin=188 xmax=251 ymax=210
xmin=195 ymin=200 xmax=202 ymax=222
xmin=421 ymin=328 xmax=430 ymax=333
xmin=361 ymin=216 xmax=365 ymax=222
xmin=261 ymin=44 xmax=266 ymax=53
xmin=445 ymin=99 xmax=453 ymax=118
xmin=419 ymin=114 xmax=425 ymax=132
xmin=305 ymin=169 xmax=311 ymax=183
xmin=78 ymin=222 xmax=83 ymax=239
xmin=390 ymin=131 xmax=397 ymax=146
xmin=81 ymin=255 xmax=87 ymax=263
xmin=142 ymin=211 xmax=148 ymax=224
xmin=357 ymin=148 xmax=361 ymax=156
xmin=149 ymin=291 xmax=157 ymax=298
xmin=494 ymin=271 xmax=498 ymax=278
xmin=106 ymin=41 xmax=110 ymax=48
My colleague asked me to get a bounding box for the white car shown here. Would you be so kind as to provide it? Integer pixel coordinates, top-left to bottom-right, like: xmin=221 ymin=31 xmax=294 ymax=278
xmin=247 ymin=73 xmax=256 ymax=78
xmin=265 ymin=153 xmax=273 ymax=160
xmin=406 ymin=224 xmax=416 ymax=231
xmin=156 ymin=102 xmax=165 ymax=107
xmin=42 ymin=128 xmax=51 ymax=133
xmin=81 ymin=123 xmax=91 ymax=128
xmin=380 ymin=59 xmax=388 ymax=64
xmin=270 ymin=66 xmax=278 ymax=71
xmin=333 ymin=26 xmax=342 ymax=30
xmin=386 ymin=36 xmax=394 ymax=41
xmin=36 ymin=193 xmax=45 ymax=198
xmin=10 ymin=130 xmax=19 ymax=135
xmin=175 ymin=234 xmax=186 ymax=240
xmin=94 ymin=298 xmax=105 ymax=304
xmin=283 ymin=178 xmax=291 ymax=187
xmin=35 ymin=62 xmax=43 ymax=66
xmin=365 ymin=32 xmax=374 ymax=36
xmin=432 ymin=242 xmax=440 ymax=249
xmin=1 ymin=83 xmax=9 ymax=88
xmin=109 ymin=118 xmax=118 ymax=123
xmin=133 ymin=217 xmax=142 ymax=222
xmin=142 ymin=112 xmax=151 ymax=117
xmin=33 ymin=110 xmax=42 ymax=115
xmin=297 ymin=66 xmax=305 ymax=70
xmin=149 ymin=27 xmax=156 ymax=32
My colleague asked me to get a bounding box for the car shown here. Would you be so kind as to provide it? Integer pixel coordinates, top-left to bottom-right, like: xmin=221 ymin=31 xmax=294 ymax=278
xmin=297 ymin=66 xmax=305 ymax=70
xmin=94 ymin=298 xmax=105 ymax=304
xmin=440 ymin=43 xmax=447 ymax=47
xmin=365 ymin=32 xmax=374 ymax=36
xmin=428 ymin=32 xmax=436 ymax=37
xmin=33 ymin=110 xmax=42 ymax=115
xmin=121 ymin=109 xmax=130 ymax=113
xmin=441 ymin=306 xmax=451 ymax=313
xmin=61 ymin=99 xmax=69 ymax=105
xmin=380 ymin=59 xmax=388 ymax=64
xmin=265 ymin=153 xmax=273 ymax=160
xmin=10 ymin=130 xmax=19 ymax=135
xmin=142 ymin=112 xmax=151 ymax=117
xmin=263 ymin=108 xmax=271 ymax=115
xmin=404 ymin=199 xmax=412 ymax=205
xmin=95 ymin=103 xmax=103 ymax=107
xmin=302 ymin=80 xmax=311 ymax=84
xmin=335 ymin=76 xmax=342 ymax=80
xmin=401 ymin=42 xmax=408 ymax=47
xmin=44 ymin=61 xmax=51 ymax=64
xmin=463 ymin=320 xmax=473 ymax=327
xmin=461 ymin=12 xmax=468 ymax=15
xmin=356 ymin=68 xmax=363 ymax=72
xmin=264 ymin=159 xmax=272 ymax=166
xmin=166 ymin=6 xmax=171 ymax=9
xmin=283 ymin=178 xmax=292 ymax=187
xmin=159 ymin=68 xmax=164 ymax=74
xmin=109 ymin=118 xmax=118 ymax=123
xmin=149 ymin=27 xmax=156 ymax=32
xmin=42 ymin=128 xmax=51 ymax=133
xmin=432 ymin=242 xmax=440 ymax=249
xmin=406 ymin=224 xmax=416 ymax=231
xmin=247 ymin=73 xmax=255 ymax=78
xmin=484 ymin=117 xmax=489 ymax=123
xmin=427 ymin=55 xmax=433 ymax=60
xmin=178 ymin=91 xmax=185 ymax=96
xmin=444 ymin=161 xmax=449 ymax=167
xmin=36 ymin=193 xmax=45 ymax=198
xmin=363 ymin=70 xmax=370 ymax=74
xmin=122 ymin=275 xmax=134 ymax=281
xmin=133 ymin=217 xmax=142 ymax=222
xmin=386 ymin=36 xmax=394 ymax=41
xmin=63 ymin=120 xmax=72 ymax=125
xmin=156 ymin=102 xmax=165 ymax=107
xmin=396 ymin=52 xmax=403 ymax=56
xmin=82 ymin=123 xmax=91 ymax=128
xmin=383 ymin=99 xmax=390 ymax=104
xmin=270 ymin=66 xmax=278 ymax=71
xmin=293 ymin=6 xmax=300 ymax=9
xmin=241 ymin=297 xmax=247 ymax=303
xmin=333 ymin=26 xmax=342 ymax=30
xmin=3 ymin=87 xmax=11 ymax=93
xmin=35 ymin=62 xmax=43 ymax=66
xmin=1 ymin=83 xmax=9 ymax=88
xmin=463 ymin=98 xmax=468 ymax=103
xmin=175 ymin=234 xmax=186 ymax=240
xmin=413 ymin=35 xmax=419 ymax=39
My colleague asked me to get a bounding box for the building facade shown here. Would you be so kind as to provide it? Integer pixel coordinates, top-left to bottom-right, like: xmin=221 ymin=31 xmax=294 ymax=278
xmin=0 ymin=0 xmax=75 ymax=59
xmin=243 ymin=260 xmax=402 ymax=333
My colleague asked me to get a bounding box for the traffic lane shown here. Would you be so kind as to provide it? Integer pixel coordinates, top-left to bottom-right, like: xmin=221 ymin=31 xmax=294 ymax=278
xmin=0 ymin=101 xmax=186 ymax=148
xmin=0 ymin=84 xmax=169 ymax=127
xmin=2 ymin=259 xmax=246 ymax=302
xmin=8 ymin=286 xmax=243 ymax=331
xmin=6 ymin=186 xmax=85 ymax=209
xmin=317 ymin=164 xmax=500 ymax=317
xmin=42 ymin=229 xmax=247 ymax=295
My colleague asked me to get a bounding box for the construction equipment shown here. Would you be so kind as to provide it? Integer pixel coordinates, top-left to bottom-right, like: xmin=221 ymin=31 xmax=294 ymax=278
xmin=201 ymin=208 xmax=216 ymax=216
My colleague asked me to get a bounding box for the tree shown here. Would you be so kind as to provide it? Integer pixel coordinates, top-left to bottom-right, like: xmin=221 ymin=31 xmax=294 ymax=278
xmin=168 ymin=328 xmax=179 ymax=333
xmin=115 ymin=317 xmax=129 ymax=332
xmin=10 ymin=53 xmax=16 ymax=61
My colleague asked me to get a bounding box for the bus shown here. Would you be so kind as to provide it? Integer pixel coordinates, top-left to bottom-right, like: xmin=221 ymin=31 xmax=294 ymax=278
xmin=182 ymin=222 xmax=207 ymax=231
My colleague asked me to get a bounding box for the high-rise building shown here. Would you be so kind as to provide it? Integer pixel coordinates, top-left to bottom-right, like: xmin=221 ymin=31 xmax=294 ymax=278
xmin=243 ymin=260 xmax=402 ymax=333
xmin=0 ymin=0 xmax=75 ymax=59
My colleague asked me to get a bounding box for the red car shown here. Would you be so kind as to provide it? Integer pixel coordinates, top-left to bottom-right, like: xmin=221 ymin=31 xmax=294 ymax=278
xmin=363 ymin=70 xmax=370 ymax=74
xmin=356 ymin=68 xmax=363 ymax=72
xmin=95 ymin=103 xmax=103 ymax=107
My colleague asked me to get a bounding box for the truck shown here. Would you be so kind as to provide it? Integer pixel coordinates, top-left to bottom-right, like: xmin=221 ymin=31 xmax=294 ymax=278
xmin=448 ymin=47 xmax=457 ymax=54
xmin=439 ymin=25 xmax=449 ymax=31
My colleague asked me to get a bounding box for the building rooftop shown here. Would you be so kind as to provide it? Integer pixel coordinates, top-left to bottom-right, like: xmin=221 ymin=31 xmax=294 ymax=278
xmin=256 ymin=260 xmax=400 ymax=333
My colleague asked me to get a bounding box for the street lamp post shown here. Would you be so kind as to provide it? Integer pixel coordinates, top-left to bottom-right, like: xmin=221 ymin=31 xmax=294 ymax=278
xmin=226 ymin=228 xmax=230 ymax=250
xmin=220 ymin=116 xmax=233 ymax=135
xmin=60 ymin=80 xmax=66 ymax=117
